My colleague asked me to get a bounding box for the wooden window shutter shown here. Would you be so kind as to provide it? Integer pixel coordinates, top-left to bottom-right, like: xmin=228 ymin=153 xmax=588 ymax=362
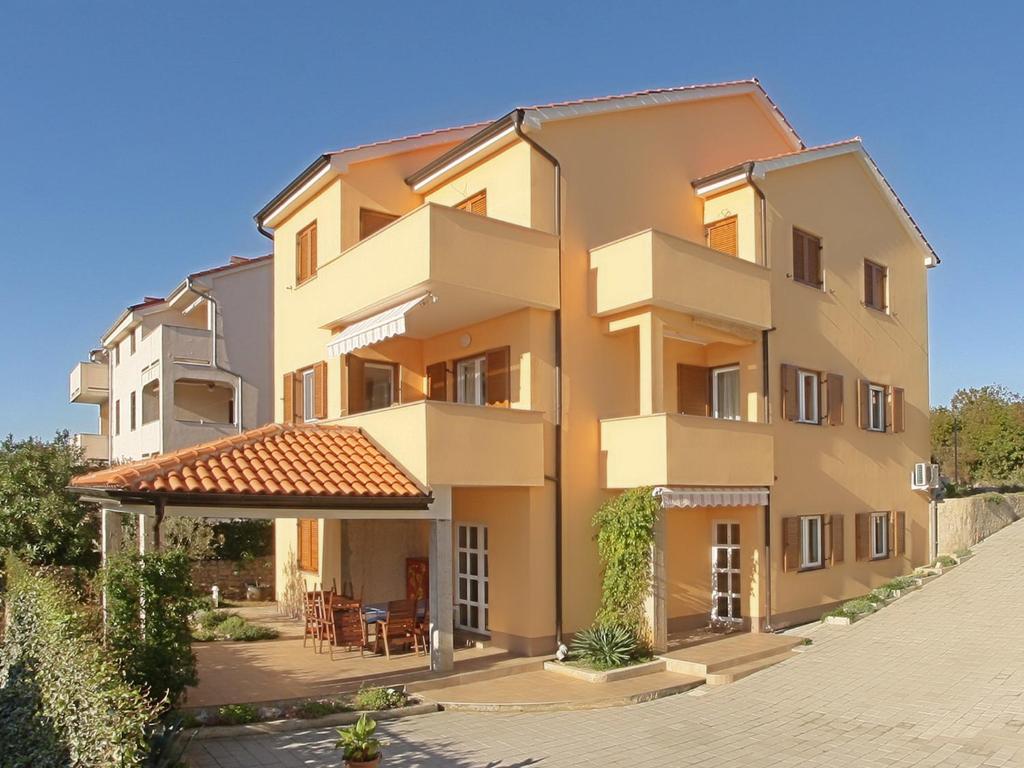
xmin=894 ymin=511 xmax=906 ymax=556
xmin=793 ymin=229 xmax=822 ymax=287
xmin=359 ymin=208 xmax=399 ymax=240
xmin=296 ymin=222 xmax=317 ymax=284
xmin=891 ymin=386 xmax=905 ymax=433
xmin=823 ymin=515 xmax=833 ymax=565
xmin=781 ymin=364 xmax=799 ymax=421
xmin=426 ymin=361 xmax=447 ymax=402
xmin=782 ymin=517 xmax=801 ymax=572
xmin=830 ymin=514 xmax=844 ymax=565
xmin=346 ymin=355 xmax=365 ymax=415
xmin=676 ymin=364 xmax=710 ymax=416
xmin=298 ymin=519 xmax=319 ymax=573
xmin=456 ymin=190 xmax=487 ymax=216
xmin=485 ymin=347 xmax=511 ymax=407
xmin=857 ymin=379 xmax=871 ymax=430
xmin=792 ymin=229 xmax=805 ymax=283
xmin=313 ymin=361 xmax=328 ymax=420
xmin=855 ymin=512 xmax=870 ymax=561
xmin=826 ymin=373 xmax=844 ymax=426
xmin=283 ymin=372 xmax=296 ymax=425
xmin=706 ymin=217 xmax=738 ymax=256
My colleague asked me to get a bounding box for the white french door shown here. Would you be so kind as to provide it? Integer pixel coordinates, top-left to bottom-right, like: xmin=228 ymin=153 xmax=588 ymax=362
xmin=711 ymin=521 xmax=742 ymax=623
xmin=456 ymin=523 xmax=489 ymax=634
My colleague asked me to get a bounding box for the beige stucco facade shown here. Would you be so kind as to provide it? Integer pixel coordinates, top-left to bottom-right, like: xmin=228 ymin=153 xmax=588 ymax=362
xmin=262 ymin=83 xmax=935 ymax=654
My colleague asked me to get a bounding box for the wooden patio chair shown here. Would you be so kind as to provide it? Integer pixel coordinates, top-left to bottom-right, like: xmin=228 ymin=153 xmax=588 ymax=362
xmin=412 ymin=602 xmax=430 ymax=657
xmin=375 ymin=599 xmax=419 ymax=660
xmin=302 ymin=590 xmax=321 ymax=649
xmin=315 ymin=588 xmax=338 ymax=655
xmin=330 ymin=603 xmax=367 ymax=659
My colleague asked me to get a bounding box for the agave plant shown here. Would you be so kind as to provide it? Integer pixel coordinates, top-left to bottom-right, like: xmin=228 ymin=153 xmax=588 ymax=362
xmin=570 ymin=624 xmax=638 ymax=670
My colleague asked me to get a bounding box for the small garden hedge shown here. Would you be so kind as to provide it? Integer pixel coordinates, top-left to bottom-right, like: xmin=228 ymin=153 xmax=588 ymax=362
xmin=0 ymin=554 xmax=160 ymax=767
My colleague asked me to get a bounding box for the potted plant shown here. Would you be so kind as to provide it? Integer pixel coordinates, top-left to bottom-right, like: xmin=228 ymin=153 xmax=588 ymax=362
xmin=335 ymin=713 xmax=383 ymax=767
xmin=245 ymin=578 xmax=270 ymax=601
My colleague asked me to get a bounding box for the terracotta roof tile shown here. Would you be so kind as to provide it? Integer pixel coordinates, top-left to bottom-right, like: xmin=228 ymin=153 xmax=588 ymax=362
xmin=71 ymin=424 xmax=426 ymax=499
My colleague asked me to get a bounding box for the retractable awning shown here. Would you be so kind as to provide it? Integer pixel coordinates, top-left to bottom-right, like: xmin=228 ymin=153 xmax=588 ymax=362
xmin=654 ymin=486 xmax=769 ymax=509
xmin=326 ymin=294 xmax=430 ymax=358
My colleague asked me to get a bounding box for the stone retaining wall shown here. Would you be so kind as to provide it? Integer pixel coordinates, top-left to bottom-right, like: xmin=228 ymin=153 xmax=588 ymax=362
xmin=190 ymin=556 xmax=275 ymax=600
xmin=937 ymin=492 xmax=1024 ymax=553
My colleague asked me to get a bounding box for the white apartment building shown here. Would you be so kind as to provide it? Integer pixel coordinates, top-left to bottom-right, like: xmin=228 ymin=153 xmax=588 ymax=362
xmin=69 ymin=255 xmax=273 ymax=463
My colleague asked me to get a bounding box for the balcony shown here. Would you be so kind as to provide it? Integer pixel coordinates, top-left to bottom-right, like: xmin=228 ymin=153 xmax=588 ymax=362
xmin=589 ymin=229 xmax=771 ymax=330
xmin=337 ymin=400 xmax=546 ymax=487
xmin=73 ymin=433 xmax=109 ymax=463
xmin=69 ymin=361 xmax=108 ymax=404
xmin=307 ymin=203 xmax=560 ymax=337
xmin=599 ymin=413 xmax=774 ymax=489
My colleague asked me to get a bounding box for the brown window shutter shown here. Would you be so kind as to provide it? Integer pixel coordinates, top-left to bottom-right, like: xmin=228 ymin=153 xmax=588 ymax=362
xmin=857 ymin=379 xmax=871 ymax=430
xmin=485 ymin=346 xmax=511 ymax=407
xmin=346 ymin=355 xmax=365 ymax=414
xmin=781 ymin=364 xmax=799 ymax=421
xmin=855 ymin=512 xmax=870 ymax=561
xmin=313 ymin=361 xmax=328 ymax=420
xmin=827 ymin=373 xmax=844 ymax=426
xmin=782 ymin=517 xmax=801 ymax=572
xmin=792 ymin=229 xmax=822 ymax=287
xmin=823 ymin=515 xmax=833 ymax=565
xmin=283 ymin=372 xmax=295 ymax=425
xmin=310 ymin=519 xmax=319 ymax=572
xmin=456 ymin=190 xmax=487 ymax=216
xmin=792 ymin=229 xmax=805 ymax=283
xmin=706 ymin=217 xmax=738 ymax=256
xmin=309 ymin=222 xmax=318 ymax=275
xmin=895 ymin=511 xmax=906 ymax=556
xmin=359 ymin=208 xmax=399 ymax=240
xmin=891 ymin=386 xmax=905 ymax=433
xmin=426 ymin=361 xmax=447 ymax=402
xmin=830 ymin=514 xmax=845 ymax=564
xmin=676 ymin=364 xmax=710 ymax=416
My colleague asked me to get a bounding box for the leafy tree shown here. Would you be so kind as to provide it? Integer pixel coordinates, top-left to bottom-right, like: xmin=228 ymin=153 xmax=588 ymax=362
xmin=0 ymin=431 xmax=99 ymax=569
xmin=931 ymin=386 xmax=1024 ymax=485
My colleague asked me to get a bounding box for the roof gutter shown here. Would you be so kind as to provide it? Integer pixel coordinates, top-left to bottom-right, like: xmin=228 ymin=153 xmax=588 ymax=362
xmin=254 ymin=154 xmax=331 ymax=238
xmin=69 ymin=486 xmax=433 ymax=510
xmin=511 ymin=108 xmax=565 ymax=648
xmin=405 ymin=112 xmax=517 ymax=191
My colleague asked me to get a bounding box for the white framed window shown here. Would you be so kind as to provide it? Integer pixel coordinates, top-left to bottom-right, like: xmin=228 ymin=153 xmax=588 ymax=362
xmin=797 ymin=370 xmax=820 ymax=424
xmin=712 ymin=365 xmax=740 ymax=420
xmin=868 ymin=384 xmax=886 ymax=432
xmin=302 ymin=369 xmax=316 ymax=422
xmin=456 ymin=356 xmax=486 ymax=406
xmin=871 ymin=512 xmax=889 ymax=559
xmin=800 ymin=515 xmax=823 ymax=569
xmin=363 ymin=362 xmax=395 ymax=411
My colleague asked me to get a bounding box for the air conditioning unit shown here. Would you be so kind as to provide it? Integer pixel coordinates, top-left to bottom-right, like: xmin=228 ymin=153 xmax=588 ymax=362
xmin=911 ymin=462 xmax=940 ymax=490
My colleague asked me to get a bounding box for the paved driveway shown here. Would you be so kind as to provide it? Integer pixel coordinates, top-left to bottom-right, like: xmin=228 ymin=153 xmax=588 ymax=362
xmin=189 ymin=521 xmax=1024 ymax=767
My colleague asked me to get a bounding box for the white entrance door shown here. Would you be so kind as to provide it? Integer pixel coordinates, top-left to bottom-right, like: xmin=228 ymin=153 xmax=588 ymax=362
xmin=711 ymin=521 xmax=742 ymax=624
xmin=456 ymin=523 xmax=489 ymax=634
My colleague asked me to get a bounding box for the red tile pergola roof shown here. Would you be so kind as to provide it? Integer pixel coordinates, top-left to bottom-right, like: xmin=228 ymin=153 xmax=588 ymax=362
xmin=71 ymin=424 xmax=427 ymax=501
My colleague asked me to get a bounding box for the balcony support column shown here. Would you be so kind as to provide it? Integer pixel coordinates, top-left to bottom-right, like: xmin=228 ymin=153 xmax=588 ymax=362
xmin=608 ymin=312 xmax=665 ymax=416
xmin=428 ymin=486 xmax=454 ymax=673
xmin=645 ymin=508 xmax=668 ymax=653
xmin=101 ymin=505 xmax=123 ymax=563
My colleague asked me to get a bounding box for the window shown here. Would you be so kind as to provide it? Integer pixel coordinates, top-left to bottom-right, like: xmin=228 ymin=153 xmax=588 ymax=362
xmin=359 ymin=208 xmax=399 ymax=240
xmin=455 ymin=190 xmax=487 ymax=216
xmin=129 ymin=391 xmax=137 ymax=431
xmin=706 ymin=216 xmax=738 ymax=256
xmin=456 ymin=356 xmax=486 ymax=405
xmin=864 ymin=260 xmax=888 ymax=312
xmin=363 ymin=362 xmax=396 ymax=411
xmin=302 ymin=369 xmax=317 ymax=422
xmin=113 ymin=344 xmax=120 ymax=367
xmin=129 ymin=329 xmax=137 ymax=356
xmin=712 ymin=365 xmax=740 ymax=420
xmin=295 ymin=221 xmax=318 ymax=284
xmin=871 ymin=512 xmax=889 ymax=559
xmin=797 ymin=370 xmax=820 ymax=424
xmin=114 ymin=399 xmax=121 ymax=436
xmin=297 ymin=519 xmax=318 ymax=573
xmin=800 ymin=516 xmax=823 ymax=569
xmin=792 ymin=228 xmax=822 ymax=288
xmin=868 ymin=384 xmax=886 ymax=431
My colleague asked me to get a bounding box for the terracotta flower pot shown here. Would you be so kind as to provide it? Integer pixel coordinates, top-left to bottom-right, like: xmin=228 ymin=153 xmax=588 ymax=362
xmin=345 ymin=757 xmax=381 ymax=768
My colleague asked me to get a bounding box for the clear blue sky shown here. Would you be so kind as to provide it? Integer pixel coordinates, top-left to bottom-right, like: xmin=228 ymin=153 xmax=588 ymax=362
xmin=1 ymin=1 xmax=1020 ymax=440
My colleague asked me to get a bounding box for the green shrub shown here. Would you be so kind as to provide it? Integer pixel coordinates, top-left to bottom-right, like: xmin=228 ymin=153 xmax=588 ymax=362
xmin=196 ymin=609 xmax=237 ymax=630
xmin=841 ymin=598 xmax=875 ymax=615
xmin=0 ymin=554 xmax=160 ymax=767
xmin=570 ymin=624 xmax=641 ymax=670
xmin=868 ymin=586 xmax=892 ymax=603
xmin=215 ymin=615 xmax=278 ymax=641
xmin=102 ymin=549 xmax=198 ymax=706
xmin=954 ymin=547 xmax=972 ymax=558
xmin=295 ymin=699 xmax=352 ymax=719
xmin=933 ymin=554 xmax=957 ymax=568
xmin=217 ymin=703 xmax=258 ymax=725
xmin=212 ymin=519 xmax=274 ymax=561
xmin=354 ymin=686 xmax=407 ymax=711
xmin=883 ymin=576 xmax=915 ymax=591
xmin=592 ymin=487 xmax=659 ymax=642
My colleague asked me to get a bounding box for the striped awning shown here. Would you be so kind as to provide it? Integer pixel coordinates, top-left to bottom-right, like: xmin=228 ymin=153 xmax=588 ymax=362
xmin=326 ymin=294 xmax=430 ymax=358
xmin=654 ymin=486 xmax=769 ymax=509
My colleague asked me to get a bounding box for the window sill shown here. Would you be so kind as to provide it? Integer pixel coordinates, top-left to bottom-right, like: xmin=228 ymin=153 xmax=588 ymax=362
xmin=792 ymin=277 xmax=824 ymax=291
xmin=796 ymin=418 xmax=822 ymax=426
xmin=798 ymin=564 xmax=825 ymax=573
xmin=870 ymin=554 xmax=890 ymax=562
xmin=294 ymin=273 xmax=319 ymax=289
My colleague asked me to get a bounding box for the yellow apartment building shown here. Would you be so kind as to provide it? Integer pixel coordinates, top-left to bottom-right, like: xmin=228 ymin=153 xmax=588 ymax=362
xmin=74 ymin=80 xmax=938 ymax=665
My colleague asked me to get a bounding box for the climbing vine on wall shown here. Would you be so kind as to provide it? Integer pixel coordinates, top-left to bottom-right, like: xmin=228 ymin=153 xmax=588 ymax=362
xmin=592 ymin=486 xmax=659 ymax=643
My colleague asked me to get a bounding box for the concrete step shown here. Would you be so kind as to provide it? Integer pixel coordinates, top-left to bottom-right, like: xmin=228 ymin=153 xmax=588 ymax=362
xmin=704 ymin=649 xmax=796 ymax=686
xmin=661 ymin=635 xmax=803 ymax=676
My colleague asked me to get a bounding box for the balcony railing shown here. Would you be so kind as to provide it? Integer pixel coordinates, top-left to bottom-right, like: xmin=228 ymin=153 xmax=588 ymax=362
xmin=600 ymin=412 xmax=774 ymax=489
xmin=337 ymin=400 xmax=546 ymax=487
xmin=73 ymin=433 xmax=109 ymax=463
xmin=589 ymin=229 xmax=772 ymax=330
xmin=69 ymin=361 xmax=108 ymax=404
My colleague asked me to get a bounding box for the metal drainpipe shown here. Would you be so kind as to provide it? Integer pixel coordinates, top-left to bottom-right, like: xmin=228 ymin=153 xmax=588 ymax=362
xmin=185 ymin=277 xmax=244 ymax=434
xmin=512 ymin=109 xmax=565 ymax=646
